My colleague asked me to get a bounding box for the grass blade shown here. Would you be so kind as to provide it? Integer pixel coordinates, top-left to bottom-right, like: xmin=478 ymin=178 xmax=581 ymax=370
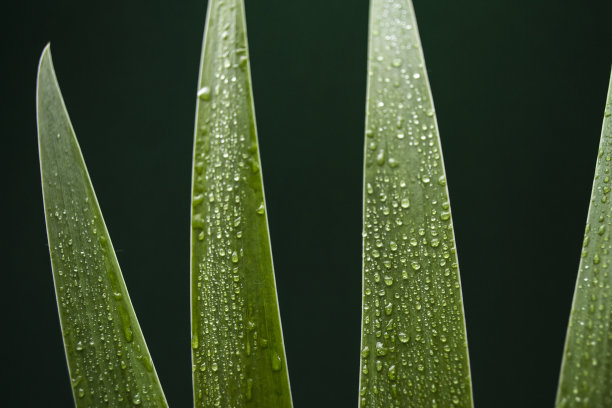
xmin=36 ymin=45 xmax=168 ymax=407
xmin=190 ymin=1 xmax=292 ymax=406
xmin=359 ymin=1 xmax=473 ymax=406
xmin=555 ymin=70 xmax=612 ymax=408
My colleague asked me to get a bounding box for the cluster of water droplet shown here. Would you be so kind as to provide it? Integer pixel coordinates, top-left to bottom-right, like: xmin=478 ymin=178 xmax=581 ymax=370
xmin=42 ymin=132 xmax=165 ymax=406
xmin=190 ymin=1 xmax=289 ymax=406
xmin=359 ymin=1 xmax=471 ymax=407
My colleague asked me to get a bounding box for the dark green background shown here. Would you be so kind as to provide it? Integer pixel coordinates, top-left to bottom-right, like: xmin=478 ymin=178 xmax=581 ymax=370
xmin=4 ymin=0 xmax=612 ymax=406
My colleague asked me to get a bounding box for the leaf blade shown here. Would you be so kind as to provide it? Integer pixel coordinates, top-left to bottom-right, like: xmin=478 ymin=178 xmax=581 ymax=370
xmin=359 ymin=1 xmax=473 ymax=406
xmin=37 ymin=45 xmax=168 ymax=408
xmin=555 ymin=70 xmax=612 ymax=408
xmin=190 ymin=1 xmax=292 ymax=406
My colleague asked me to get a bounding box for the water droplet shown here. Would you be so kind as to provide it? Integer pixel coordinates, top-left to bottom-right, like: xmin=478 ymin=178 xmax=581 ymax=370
xmin=132 ymin=393 xmax=141 ymax=405
xmin=271 ymin=352 xmax=282 ymax=371
xmin=398 ymin=332 xmax=410 ymax=343
xmin=231 ymin=250 xmax=239 ymax=263
xmin=391 ymin=58 xmax=402 ymax=68
xmin=375 ymin=342 xmax=387 ymax=356
xmin=123 ymin=325 xmax=133 ymax=343
xmin=384 ymin=276 xmax=394 ymax=286
xmin=239 ymin=55 xmax=249 ymax=68
xmin=413 ymin=73 xmax=421 ymax=79
xmin=376 ymin=150 xmax=385 ymax=166
xmin=193 ymin=214 xmax=205 ymax=229
xmin=361 ymin=346 xmax=370 ymax=358
xmin=411 ymin=261 xmax=421 ymax=271
xmin=401 ymin=197 xmax=410 ymax=208
xmin=256 ymin=202 xmax=265 ymax=214
xmin=211 ymin=362 xmax=219 ymax=372
xmin=197 ymin=86 xmax=211 ymax=101
xmin=388 ymin=364 xmax=397 ymax=380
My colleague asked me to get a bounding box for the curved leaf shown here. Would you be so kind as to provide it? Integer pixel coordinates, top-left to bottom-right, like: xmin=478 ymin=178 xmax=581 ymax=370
xmin=359 ymin=1 xmax=473 ymax=406
xmin=190 ymin=1 xmax=292 ymax=406
xmin=37 ymin=45 xmax=168 ymax=407
xmin=555 ymin=70 xmax=612 ymax=408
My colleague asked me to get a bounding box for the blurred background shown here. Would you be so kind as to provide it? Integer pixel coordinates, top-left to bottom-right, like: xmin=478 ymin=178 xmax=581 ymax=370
xmin=4 ymin=0 xmax=612 ymax=406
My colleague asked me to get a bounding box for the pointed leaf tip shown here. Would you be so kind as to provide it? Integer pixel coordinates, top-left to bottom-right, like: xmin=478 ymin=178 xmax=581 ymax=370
xmin=38 ymin=43 xmax=51 ymax=69
xmin=37 ymin=43 xmax=54 ymax=92
xmin=36 ymin=47 xmax=168 ymax=407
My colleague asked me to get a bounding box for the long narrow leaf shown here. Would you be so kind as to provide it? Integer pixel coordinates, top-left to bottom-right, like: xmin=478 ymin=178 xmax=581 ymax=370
xmin=555 ymin=70 xmax=612 ymax=408
xmin=190 ymin=1 xmax=292 ymax=406
xmin=359 ymin=1 xmax=473 ymax=406
xmin=37 ymin=45 xmax=168 ymax=407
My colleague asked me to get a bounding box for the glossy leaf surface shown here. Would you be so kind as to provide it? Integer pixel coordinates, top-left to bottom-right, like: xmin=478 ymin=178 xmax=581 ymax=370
xmin=190 ymin=1 xmax=292 ymax=406
xmin=555 ymin=70 xmax=612 ymax=408
xmin=359 ymin=1 xmax=473 ymax=406
xmin=37 ymin=45 xmax=168 ymax=407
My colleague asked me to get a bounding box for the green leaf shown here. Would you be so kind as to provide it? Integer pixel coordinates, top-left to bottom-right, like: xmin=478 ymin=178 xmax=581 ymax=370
xmin=555 ymin=70 xmax=612 ymax=408
xmin=37 ymin=45 xmax=168 ymax=407
xmin=359 ymin=1 xmax=473 ymax=406
xmin=190 ymin=1 xmax=292 ymax=406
